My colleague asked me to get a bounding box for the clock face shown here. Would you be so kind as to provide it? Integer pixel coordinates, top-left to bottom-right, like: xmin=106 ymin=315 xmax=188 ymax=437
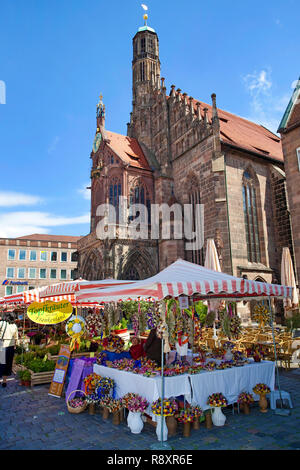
xmin=93 ymin=132 xmax=102 ymax=153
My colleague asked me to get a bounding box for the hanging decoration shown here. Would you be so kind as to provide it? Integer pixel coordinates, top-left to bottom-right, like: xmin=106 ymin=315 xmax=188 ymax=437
xmin=65 ymin=315 xmax=85 ymax=351
xmin=85 ymin=310 xmax=103 ymax=338
xmin=219 ymin=303 xmax=241 ymax=340
xmin=252 ymin=303 xmax=273 ymax=329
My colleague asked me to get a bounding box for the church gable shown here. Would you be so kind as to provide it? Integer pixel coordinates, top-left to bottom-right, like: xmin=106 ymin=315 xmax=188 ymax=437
xmin=278 ymin=78 xmax=300 ymax=132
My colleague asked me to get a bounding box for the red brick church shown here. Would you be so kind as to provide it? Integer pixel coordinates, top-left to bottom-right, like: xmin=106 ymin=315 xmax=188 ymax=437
xmin=77 ymin=16 xmax=293 ymax=320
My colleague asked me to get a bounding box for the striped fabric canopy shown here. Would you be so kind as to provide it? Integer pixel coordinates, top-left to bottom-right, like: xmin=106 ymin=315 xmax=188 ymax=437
xmin=76 ymin=259 xmax=294 ymax=304
xmin=0 ymin=287 xmax=46 ymax=305
xmin=40 ymin=279 xmax=134 ymax=298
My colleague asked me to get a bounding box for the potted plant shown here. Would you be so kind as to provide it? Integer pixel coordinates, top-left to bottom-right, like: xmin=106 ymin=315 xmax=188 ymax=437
xmin=22 ymin=370 xmax=31 ymax=387
xmin=126 ymin=394 xmax=149 ymax=434
xmin=207 ymin=393 xmax=228 ymax=426
xmin=112 ymin=317 xmax=129 ymax=335
xmin=237 ymin=392 xmax=254 ymax=414
xmin=151 ymin=398 xmax=178 ymax=441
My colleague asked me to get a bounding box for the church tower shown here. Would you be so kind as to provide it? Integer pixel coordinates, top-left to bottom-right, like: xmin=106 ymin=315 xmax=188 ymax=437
xmin=128 ymin=10 xmax=161 ymax=149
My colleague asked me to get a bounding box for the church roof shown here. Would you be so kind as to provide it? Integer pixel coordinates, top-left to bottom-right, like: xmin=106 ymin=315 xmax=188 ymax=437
xmin=105 ymin=130 xmax=152 ymax=171
xmin=278 ymin=78 xmax=300 ymax=133
xmin=191 ymin=98 xmax=284 ymax=162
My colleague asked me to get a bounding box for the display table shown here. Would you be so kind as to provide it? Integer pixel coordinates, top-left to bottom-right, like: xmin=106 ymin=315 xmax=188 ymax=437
xmin=94 ymin=360 xmax=275 ymax=411
xmin=93 ymin=364 xmax=192 ymax=404
xmin=190 ymin=360 xmax=275 ymax=410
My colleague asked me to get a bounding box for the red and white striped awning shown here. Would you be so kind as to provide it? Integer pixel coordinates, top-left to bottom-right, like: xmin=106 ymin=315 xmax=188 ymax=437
xmin=0 ymin=287 xmax=46 ymax=305
xmin=40 ymin=279 xmax=134 ymax=298
xmin=76 ymin=259 xmax=294 ymax=303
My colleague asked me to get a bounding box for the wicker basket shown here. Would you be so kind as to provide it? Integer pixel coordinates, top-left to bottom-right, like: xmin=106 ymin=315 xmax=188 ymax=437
xmin=67 ymin=389 xmax=87 ymax=414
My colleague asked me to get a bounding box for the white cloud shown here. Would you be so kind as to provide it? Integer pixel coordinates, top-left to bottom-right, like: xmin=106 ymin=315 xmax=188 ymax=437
xmin=0 ymin=211 xmax=90 ymax=238
xmin=0 ymin=191 xmax=43 ymax=207
xmin=78 ymin=184 xmax=91 ymax=201
xmin=47 ymin=136 xmax=61 ymax=155
xmin=242 ymin=69 xmax=290 ymax=133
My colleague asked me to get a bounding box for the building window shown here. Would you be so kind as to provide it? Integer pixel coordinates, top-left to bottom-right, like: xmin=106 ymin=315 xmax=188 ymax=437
xmin=140 ymin=61 xmax=145 ymax=81
xmin=60 ymin=269 xmax=67 ymax=280
xmin=50 ymin=269 xmax=57 ymax=279
xmin=6 ymin=267 xmax=14 ymax=279
xmin=71 ymin=252 xmax=78 ymax=262
xmin=5 ymin=286 xmax=13 ymax=295
xmin=61 ymin=252 xmax=67 ymax=262
xmin=242 ymin=170 xmax=261 ymax=263
xmin=297 ymin=148 xmax=300 ymax=171
xmin=51 ymin=251 xmax=57 ymax=262
xmin=29 ymin=268 xmax=36 ymax=279
xmin=18 ymin=268 xmax=25 ymax=279
xmin=39 ymin=268 xmax=46 ymax=279
xmin=109 ymin=178 xmax=122 ymax=222
xmin=40 ymin=251 xmax=47 ymax=261
xmin=30 ymin=250 xmax=37 ymax=261
xmin=8 ymin=249 xmax=15 ymax=260
xmin=141 ymin=37 xmax=146 ymax=53
xmin=71 ymin=269 xmax=77 ymax=280
xmin=17 ymin=285 xmax=25 ymax=293
xmin=19 ymin=250 xmax=26 ymax=261
xmin=129 ymin=183 xmax=151 ymax=224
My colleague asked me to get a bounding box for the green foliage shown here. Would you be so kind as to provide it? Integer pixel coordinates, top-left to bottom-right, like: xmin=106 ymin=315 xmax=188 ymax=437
xmin=286 ymin=312 xmax=300 ymax=331
xmin=46 ymin=344 xmax=60 ymax=356
xmin=15 ymin=351 xmax=55 ymax=372
xmin=120 ymin=300 xmax=151 ymax=317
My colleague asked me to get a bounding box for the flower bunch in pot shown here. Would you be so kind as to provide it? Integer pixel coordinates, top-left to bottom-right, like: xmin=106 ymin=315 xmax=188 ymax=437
xmin=126 ymin=394 xmax=149 ymax=434
xmin=237 ymin=392 xmax=254 ymax=415
xmin=151 ymin=398 xmax=179 ymax=441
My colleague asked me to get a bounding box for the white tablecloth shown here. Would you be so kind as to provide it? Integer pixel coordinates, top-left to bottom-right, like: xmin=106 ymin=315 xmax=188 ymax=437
xmin=190 ymin=360 xmax=275 ymax=410
xmin=93 ymin=364 xmax=192 ymax=404
xmin=94 ymin=360 xmax=275 ymax=412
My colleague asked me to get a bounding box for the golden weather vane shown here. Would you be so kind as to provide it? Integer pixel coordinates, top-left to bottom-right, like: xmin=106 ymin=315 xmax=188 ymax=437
xmin=141 ymin=4 xmax=148 ymax=25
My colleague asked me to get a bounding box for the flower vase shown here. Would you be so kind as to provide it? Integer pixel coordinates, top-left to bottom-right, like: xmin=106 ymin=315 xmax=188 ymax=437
xmin=224 ymin=349 xmax=233 ymax=361
xmin=259 ymin=394 xmax=268 ymax=413
xmin=211 ymin=407 xmax=226 ymax=426
xmin=88 ymin=403 xmax=95 ymax=415
xmin=166 ymin=416 xmax=177 ymax=436
xmin=243 ymin=403 xmax=250 ymax=415
xmin=102 ymin=407 xmax=109 ymax=420
xmin=155 ymin=415 xmax=168 ymax=442
xmin=183 ymin=422 xmax=191 ymax=437
xmin=112 ymin=411 xmax=120 ymax=425
xmin=205 ymin=411 xmax=213 ymax=429
xmin=127 ymin=411 xmax=144 ymax=434
xmin=193 ymin=419 xmax=200 ymax=430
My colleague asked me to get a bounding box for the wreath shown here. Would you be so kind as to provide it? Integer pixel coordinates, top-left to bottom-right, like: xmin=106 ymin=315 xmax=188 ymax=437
xmin=252 ymin=304 xmax=272 ymax=328
xmin=66 ymin=315 xmax=85 ymax=351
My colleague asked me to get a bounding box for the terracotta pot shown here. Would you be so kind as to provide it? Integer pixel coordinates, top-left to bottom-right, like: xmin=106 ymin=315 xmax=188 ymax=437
xmin=193 ymin=419 xmax=200 ymax=430
xmin=259 ymin=394 xmax=268 ymax=413
xmin=205 ymin=411 xmax=213 ymax=429
xmin=183 ymin=421 xmax=191 ymax=437
xmin=88 ymin=403 xmax=96 ymax=415
xmin=243 ymin=403 xmax=250 ymax=415
xmin=24 ymin=381 xmax=31 ymax=387
xmin=112 ymin=411 xmax=120 ymax=425
xmin=102 ymin=407 xmax=109 ymax=420
xmin=166 ymin=416 xmax=177 ymax=436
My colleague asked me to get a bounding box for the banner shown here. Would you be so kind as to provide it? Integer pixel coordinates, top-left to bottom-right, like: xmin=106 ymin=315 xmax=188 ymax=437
xmin=48 ymin=344 xmax=71 ymax=398
xmin=27 ymin=300 xmax=73 ymax=325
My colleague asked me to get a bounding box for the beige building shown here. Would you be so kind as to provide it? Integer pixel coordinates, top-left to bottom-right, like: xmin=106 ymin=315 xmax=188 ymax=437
xmin=0 ymin=234 xmax=80 ymax=298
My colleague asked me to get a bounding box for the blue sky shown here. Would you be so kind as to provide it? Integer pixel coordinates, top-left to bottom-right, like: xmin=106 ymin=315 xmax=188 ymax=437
xmin=0 ymin=0 xmax=299 ymax=238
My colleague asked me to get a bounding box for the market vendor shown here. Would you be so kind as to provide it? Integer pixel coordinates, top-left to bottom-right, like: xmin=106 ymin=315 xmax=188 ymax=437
xmin=143 ymin=328 xmax=162 ymax=365
xmin=129 ymin=337 xmax=147 ymax=360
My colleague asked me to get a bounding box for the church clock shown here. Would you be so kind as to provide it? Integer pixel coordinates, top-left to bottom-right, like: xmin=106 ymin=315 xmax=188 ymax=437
xmin=93 ymin=132 xmax=102 ymax=153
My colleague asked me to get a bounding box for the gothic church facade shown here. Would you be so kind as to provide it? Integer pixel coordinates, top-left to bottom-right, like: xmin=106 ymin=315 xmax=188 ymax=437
xmin=77 ymin=19 xmax=293 ymax=321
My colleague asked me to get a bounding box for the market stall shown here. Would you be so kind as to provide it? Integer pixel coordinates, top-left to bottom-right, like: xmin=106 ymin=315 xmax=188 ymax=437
xmin=70 ymin=259 xmax=293 ymax=442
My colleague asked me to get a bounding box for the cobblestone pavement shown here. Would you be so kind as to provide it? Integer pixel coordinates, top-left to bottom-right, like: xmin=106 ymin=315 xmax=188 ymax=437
xmin=1 ymin=369 xmax=300 ymax=451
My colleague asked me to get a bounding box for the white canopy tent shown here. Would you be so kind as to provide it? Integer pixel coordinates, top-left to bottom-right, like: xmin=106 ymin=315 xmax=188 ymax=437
xmin=76 ymin=259 xmax=293 ymax=304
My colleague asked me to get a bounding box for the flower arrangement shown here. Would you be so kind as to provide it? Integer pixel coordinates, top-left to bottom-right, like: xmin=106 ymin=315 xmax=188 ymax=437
xmin=237 ymin=392 xmax=254 ymax=405
xmin=223 ymin=341 xmax=235 ymax=350
xmin=111 ymin=358 xmax=136 ymax=371
xmin=83 ymin=373 xmax=101 ymax=394
xmin=188 ymin=365 xmax=205 ymax=374
xmin=177 ymin=409 xmax=194 ymax=423
xmin=151 ymin=398 xmax=178 ymax=417
xmin=205 ymin=361 xmax=217 ymax=371
xmin=233 ymin=350 xmax=246 ymax=362
xmin=100 ymin=334 xmax=125 ymax=353
xmin=85 ymin=311 xmax=103 ymax=338
xmin=122 ymin=393 xmax=139 ymax=408
xmin=253 ymin=383 xmax=271 ymax=395
xmin=127 ymin=394 xmax=149 ymax=413
xmin=253 ymin=303 xmax=273 ymax=328
xmin=96 ymin=351 xmax=108 ymax=365
xmin=86 ymin=393 xmax=100 ymax=405
xmin=246 ymin=344 xmax=268 ymax=361
xmin=207 ymin=393 xmax=228 ymax=408
xmin=95 ymin=376 xmax=114 ymax=398
xmin=216 ymin=362 xmax=232 ymax=370
xmin=68 ymin=397 xmax=86 ymax=409
xmin=99 ymin=396 xmax=122 ymax=412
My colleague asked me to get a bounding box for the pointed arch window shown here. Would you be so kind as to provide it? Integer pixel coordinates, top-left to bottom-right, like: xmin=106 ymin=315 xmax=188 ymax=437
xmin=140 ymin=62 xmax=145 ymax=81
xmin=109 ymin=177 xmax=122 ymax=222
xmin=188 ymin=186 xmax=204 ymax=266
xmin=129 ymin=182 xmax=151 ymax=224
xmin=242 ymin=170 xmax=261 ymax=263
